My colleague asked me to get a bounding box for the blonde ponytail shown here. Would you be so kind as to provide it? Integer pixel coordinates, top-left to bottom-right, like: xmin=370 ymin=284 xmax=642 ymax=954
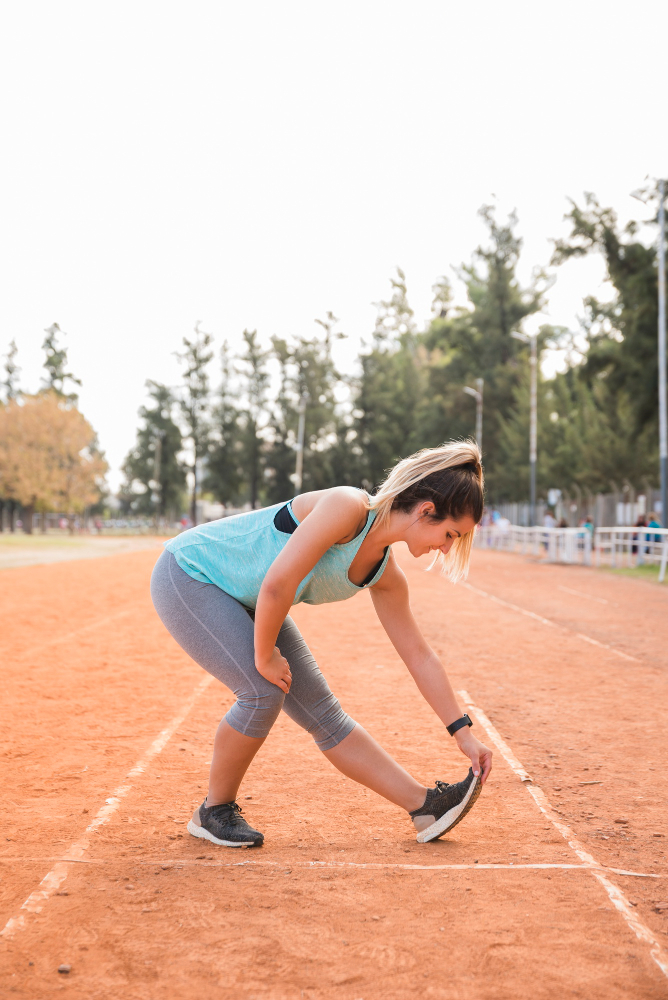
xmin=367 ymin=439 xmax=483 ymax=582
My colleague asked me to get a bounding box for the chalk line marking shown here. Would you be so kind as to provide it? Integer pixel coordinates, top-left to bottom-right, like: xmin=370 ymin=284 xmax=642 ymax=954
xmin=0 ymin=673 xmax=213 ymax=942
xmin=458 ymin=689 xmax=668 ymax=980
xmin=18 ymin=607 xmax=136 ymax=660
xmin=558 ymin=584 xmax=609 ymax=606
xmin=462 ymin=582 xmax=639 ymax=662
xmin=0 ymin=856 xmax=659 ymax=877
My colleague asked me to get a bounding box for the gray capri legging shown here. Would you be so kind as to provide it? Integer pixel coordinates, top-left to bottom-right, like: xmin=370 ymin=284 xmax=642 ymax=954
xmin=150 ymin=549 xmax=356 ymax=751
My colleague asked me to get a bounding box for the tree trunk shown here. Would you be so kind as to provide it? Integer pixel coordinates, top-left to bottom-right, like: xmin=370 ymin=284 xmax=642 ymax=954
xmin=8 ymin=500 xmax=16 ymax=533
xmin=23 ymin=504 xmax=34 ymax=534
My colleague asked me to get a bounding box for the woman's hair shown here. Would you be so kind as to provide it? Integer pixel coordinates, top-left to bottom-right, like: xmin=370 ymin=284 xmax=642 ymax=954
xmin=367 ymin=439 xmax=484 ymax=582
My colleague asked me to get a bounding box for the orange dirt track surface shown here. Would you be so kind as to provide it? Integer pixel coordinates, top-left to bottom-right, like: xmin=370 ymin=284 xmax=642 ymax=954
xmin=1 ymin=541 xmax=668 ymax=999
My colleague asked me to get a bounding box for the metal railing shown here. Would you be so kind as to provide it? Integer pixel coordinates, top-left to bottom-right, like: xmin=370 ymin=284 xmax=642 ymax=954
xmin=476 ymin=523 xmax=668 ymax=582
xmin=476 ymin=525 xmax=592 ymax=565
xmin=594 ymin=526 xmax=668 ymax=582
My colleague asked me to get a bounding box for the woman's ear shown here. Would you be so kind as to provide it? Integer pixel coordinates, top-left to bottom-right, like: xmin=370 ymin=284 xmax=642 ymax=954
xmin=419 ymin=501 xmax=436 ymax=519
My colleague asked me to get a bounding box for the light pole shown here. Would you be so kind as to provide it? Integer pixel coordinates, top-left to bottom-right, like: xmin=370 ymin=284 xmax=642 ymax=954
xmin=294 ymin=393 xmax=308 ymax=493
xmin=463 ymin=378 xmax=484 ymax=453
xmin=512 ymin=320 xmax=543 ymax=526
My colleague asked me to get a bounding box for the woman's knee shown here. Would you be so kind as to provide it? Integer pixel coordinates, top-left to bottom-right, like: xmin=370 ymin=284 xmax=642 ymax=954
xmin=226 ymin=683 xmax=285 ymax=739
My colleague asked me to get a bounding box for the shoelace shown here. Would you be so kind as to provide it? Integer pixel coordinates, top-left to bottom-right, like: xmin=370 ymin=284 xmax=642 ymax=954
xmin=208 ymin=800 xmax=244 ymax=823
xmin=433 ymin=780 xmax=450 ymax=794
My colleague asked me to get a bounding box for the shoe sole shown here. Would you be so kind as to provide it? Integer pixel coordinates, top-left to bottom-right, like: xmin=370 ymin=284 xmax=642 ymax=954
xmin=416 ymin=773 xmax=482 ymax=844
xmin=186 ymin=819 xmax=262 ymax=848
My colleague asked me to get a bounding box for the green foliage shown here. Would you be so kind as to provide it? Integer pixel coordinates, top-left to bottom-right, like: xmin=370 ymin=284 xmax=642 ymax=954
xmin=236 ymin=329 xmax=271 ymax=508
xmin=41 ymin=323 xmax=81 ymax=402
xmin=419 ymin=206 xmax=548 ymax=494
xmin=2 ymin=339 xmax=20 ymax=403
xmin=552 ymin=193 xmax=662 ymax=435
xmin=120 ymin=382 xmax=186 ymax=518
xmin=176 ymin=323 xmax=214 ymax=522
xmin=128 ymin=191 xmax=662 ymax=519
xmin=205 ymin=341 xmax=246 ymax=506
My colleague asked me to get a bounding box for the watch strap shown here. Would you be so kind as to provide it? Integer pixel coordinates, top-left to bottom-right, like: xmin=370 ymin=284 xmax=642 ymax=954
xmin=446 ymin=713 xmax=473 ymax=736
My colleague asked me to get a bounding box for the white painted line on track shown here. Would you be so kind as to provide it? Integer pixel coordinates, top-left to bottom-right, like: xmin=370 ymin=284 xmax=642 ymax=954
xmin=462 ymin=582 xmax=640 ymax=662
xmin=0 ymin=857 xmax=660 ymax=878
xmin=0 ymin=673 xmax=213 ymax=942
xmin=458 ymin=689 xmax=668 ymax=980
xmin=18 ymin=607 xmax=136 ymax=660
xmin=558 ymin=585 xmax=609 ymax=606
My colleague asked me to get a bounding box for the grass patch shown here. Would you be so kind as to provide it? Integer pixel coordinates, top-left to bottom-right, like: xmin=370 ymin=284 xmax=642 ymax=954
xmin=600 ymin=562 xmax=667 ymax=586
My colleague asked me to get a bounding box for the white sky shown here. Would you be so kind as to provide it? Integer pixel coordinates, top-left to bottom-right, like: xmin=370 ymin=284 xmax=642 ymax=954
xmin=1 ymin=1 xmax=665 ymax=490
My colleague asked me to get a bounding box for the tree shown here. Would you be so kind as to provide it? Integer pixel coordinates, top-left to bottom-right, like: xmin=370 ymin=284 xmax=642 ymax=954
xmin=352 ymin=269 xmax=425 ymax=488
xmin=552 ymin=192 xmax=663 ymax=441
xmin=0 ymin=393 xmax=107 ymax=532
xmin=205 ymin=342 xmax=245 ymax=506
xmin=120 ymin=382 xmax=187 ymax=519
xmin=2 ymin=340 xmax=21 ymax=403
xmin=0 ymin=340 xmax=21 ymax=530
xmin=176 ymin=323 xmax=214 ymax=524
xmin=236 ymin=329 xmax=270 ymax=508
xmin=418 ymin=205 xmax=549 ymax=493
xmin=265 ymin=314 xmax=349 ymax=501
xmin=41 ymin=323 xmax=82 ymax=402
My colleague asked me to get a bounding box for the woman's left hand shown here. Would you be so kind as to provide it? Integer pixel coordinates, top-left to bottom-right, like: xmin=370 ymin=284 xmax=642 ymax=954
xmin=454 ymin=730 xmax=493 ymax=784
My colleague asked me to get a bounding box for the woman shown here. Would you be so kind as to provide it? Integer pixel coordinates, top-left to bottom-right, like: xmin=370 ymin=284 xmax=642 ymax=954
xmin=151 ymin=441 xmax=492 ymax=848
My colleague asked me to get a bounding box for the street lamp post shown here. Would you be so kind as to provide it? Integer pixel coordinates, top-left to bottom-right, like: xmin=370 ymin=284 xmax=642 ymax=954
xmin=463 ymin=378 xmax=484 ymax=453
xmin=512 ymin=325 xmax=541 ymax=527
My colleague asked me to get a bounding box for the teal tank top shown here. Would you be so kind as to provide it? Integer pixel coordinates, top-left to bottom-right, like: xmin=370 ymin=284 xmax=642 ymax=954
xmin=164 ymin=498 xmax=391 ymax=610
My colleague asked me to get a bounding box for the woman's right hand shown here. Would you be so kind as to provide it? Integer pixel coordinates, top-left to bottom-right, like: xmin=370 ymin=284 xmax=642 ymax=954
xmin=256 ymin=647 xmax=292 ymax=693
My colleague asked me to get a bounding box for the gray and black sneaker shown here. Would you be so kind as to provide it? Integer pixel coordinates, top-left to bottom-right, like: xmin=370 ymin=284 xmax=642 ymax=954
xmin=187 ymin=799 xmax=264 ymax=848
xmin=410 ymin=768 xmax=482 ymax=843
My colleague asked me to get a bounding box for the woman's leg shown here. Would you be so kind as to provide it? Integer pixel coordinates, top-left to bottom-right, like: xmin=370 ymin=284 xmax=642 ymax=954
xmin=207 ymin=722 xmax=265 ymax=806
xmin=150 ymin=550 xmax=284 ymax=804
xmin=322 ymin=725 xmax=426 ymax=812
xmin=277 ymin=616 xmax=427 ymax=813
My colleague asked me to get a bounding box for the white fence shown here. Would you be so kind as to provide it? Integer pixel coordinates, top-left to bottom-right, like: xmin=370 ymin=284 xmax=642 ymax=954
xmin=477 ymin=524 xmax=668 ymax=582
xmin=476 ymin=525 xmax=592 ymax=565
xmin=594 ymin=526 xmax=668 ymax=582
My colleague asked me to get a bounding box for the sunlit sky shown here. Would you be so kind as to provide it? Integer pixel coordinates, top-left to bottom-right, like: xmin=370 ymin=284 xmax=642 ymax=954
xmin=1 ymin=1 xmax=665 ymax=490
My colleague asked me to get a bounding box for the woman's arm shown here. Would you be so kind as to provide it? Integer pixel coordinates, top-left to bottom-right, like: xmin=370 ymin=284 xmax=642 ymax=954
xmin=254 ymin=489 xmax=367 ymax=692
xmin=370 ymin=555 xmax=493 ymax=782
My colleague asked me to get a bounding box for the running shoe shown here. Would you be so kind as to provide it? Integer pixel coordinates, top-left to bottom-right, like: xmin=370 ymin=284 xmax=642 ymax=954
xmin=410 ymin=768 xmax=482 ymax=843
xmin=187 ymin=799 xmax=264 ymax=848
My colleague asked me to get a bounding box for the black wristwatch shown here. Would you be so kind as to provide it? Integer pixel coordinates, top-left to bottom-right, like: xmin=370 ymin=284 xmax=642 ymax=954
xmin=446 ymin=713 xmax=473 ymax=737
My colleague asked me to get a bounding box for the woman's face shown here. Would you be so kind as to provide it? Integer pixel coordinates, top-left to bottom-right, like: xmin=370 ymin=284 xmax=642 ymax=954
xmin=402 ymin=502 xmax=477 ymax=558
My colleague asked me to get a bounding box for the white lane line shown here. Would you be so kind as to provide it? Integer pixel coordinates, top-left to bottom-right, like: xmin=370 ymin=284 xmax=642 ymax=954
xmin=558 ymin=585 xmax=609 ymax=606
xmin=462 ymin=582 xmax=639 ymax=663
xmin=0 ymin=857 xmax=659 ymax=878
xmin=17 ymin=607 xmax=136 ymax=660
xmin=0 ymin=673 xmax=213 ymax=942
xmin=458 ymin=689 xmax=668 ymax=980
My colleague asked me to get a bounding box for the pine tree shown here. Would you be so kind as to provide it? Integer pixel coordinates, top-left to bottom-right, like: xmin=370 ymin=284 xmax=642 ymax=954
xmin=41 ymin=323 xmax=82 ymax=402
xmin=2 ymin=340 xmax=21 ymax=403
xmin=120 ymin=382 xmax=187 ymax=519
xmin=176 ymin=323 xmax=214 ymax=524
xmin=205 ymin=341 xmax=245 ymax=506
xmin=237 ymin=330 xmax=270 ymax=508
xmin=419 ymin=206 xmax=548 ymax=492
xmin=353 ymin=269 xmax=424 ymax=488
